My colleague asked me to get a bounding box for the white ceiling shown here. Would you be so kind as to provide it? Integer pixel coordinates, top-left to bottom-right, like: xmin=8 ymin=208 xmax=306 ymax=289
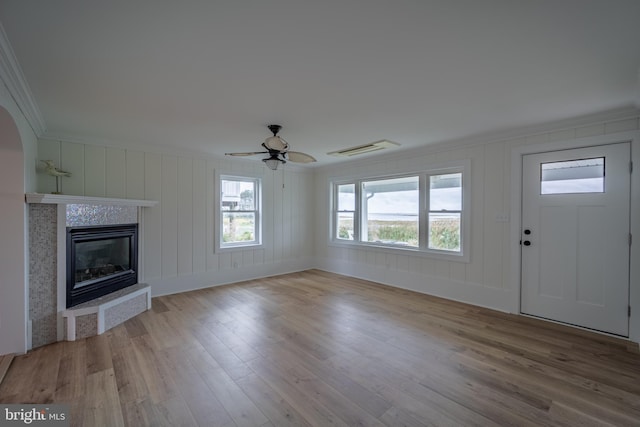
xmin=1 ymin=1 xmax=639 ymax=166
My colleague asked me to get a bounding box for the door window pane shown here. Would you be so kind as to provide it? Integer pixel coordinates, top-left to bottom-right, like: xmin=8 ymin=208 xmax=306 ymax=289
xmin=541 ymin=158 xmax=604 ymax=194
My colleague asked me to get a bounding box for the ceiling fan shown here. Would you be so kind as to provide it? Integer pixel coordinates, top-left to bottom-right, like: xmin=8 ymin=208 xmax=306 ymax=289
xmin=225 ymin=125 xmax=316 ymax=170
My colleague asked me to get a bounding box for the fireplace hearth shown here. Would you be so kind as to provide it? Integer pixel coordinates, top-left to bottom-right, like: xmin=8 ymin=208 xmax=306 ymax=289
xmin=66 ymin=223 xmax=138 ymax=307
xmin=27 ymin=194 xmax=157 ymax=348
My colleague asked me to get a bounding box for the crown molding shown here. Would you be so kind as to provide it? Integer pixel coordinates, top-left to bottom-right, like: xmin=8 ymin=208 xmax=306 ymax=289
xmin=316 ymin=105 xmax=640 ymax=173
xmin=39 ymin=130 xmax=243 ymax=163
xmin=0 ymin=23 xmax=46 ymax=135
xmin=39 ymin=131 xmax=314 ymax=173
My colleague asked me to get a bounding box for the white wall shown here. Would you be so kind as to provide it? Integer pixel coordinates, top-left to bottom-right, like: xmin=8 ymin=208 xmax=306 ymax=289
xmin=314 ymin=138 xmax=514 ymax=310
xmin=25 ymin=108 xmax=640 ymax=345
xmin=35 ymin=139 xmax=315 ymax=296
xmin=314 ymin=112 xmax=640 ymax=340
xmin=0 ymin=83 xmax=38 ymax=355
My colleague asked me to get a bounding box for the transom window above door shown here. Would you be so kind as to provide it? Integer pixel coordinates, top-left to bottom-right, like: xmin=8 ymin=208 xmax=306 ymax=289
xmin=540 ymin=157 xmax=605 ymax=194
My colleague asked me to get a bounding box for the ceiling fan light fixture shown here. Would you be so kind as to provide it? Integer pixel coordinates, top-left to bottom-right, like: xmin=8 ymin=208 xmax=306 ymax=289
xmin=263 ymin=156 xmax=285 ymax=170
xmin=226 ymin=124 xmax=315 ymax=168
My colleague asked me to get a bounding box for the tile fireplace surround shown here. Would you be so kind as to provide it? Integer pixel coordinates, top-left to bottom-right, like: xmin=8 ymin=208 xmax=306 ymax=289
xmin=25 ymin=193 xmax=157 ymax=349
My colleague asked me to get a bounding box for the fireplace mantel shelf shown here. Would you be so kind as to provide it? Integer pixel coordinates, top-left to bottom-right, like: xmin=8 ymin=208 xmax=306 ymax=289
xmin=25 ymin=193 xmax=158 ymax=207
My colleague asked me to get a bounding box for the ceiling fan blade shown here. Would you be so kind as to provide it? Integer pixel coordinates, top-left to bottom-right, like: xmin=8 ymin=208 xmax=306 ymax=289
xmin=279 ymin=137 xmax=290 ymax=152
xmin=225 ymin=126 xmax=315 ymax=165
xmin=225 ymin=151 xmax=267 ymax=157
xmin=286 ymin=151 xmax=316 ymax=163
xmin=263 ymin=136 xmax=289 ymax=152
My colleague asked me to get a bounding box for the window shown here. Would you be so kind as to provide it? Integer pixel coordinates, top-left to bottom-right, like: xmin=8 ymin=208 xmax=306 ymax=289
xmin=331 ymin=163 xmax=469 ymax=260
xmin=429 ymin=173 xmax=462 ymax=252
xmin=362 ymin=176 xmax=419 ymax=247
xmin=336 ymin=183 xmax=356 ymax=240
xmin=219 ymin=175 xmax=261 ymax=248
xmin=540 ymin=158 xmax=604 ymax=194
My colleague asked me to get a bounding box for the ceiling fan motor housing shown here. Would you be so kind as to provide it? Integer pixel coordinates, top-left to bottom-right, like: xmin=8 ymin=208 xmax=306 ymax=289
xmin=225 ymin=124 xmax=315 ymax=168
xmin=267 ymin=124 xmax=282 ymax=135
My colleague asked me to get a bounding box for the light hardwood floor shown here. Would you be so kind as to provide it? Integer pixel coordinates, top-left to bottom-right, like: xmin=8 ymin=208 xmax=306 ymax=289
xmin=0 ymin=354 xmax=14 ymax=386
xmin=1 ymin=270 xmax=639 ymax=426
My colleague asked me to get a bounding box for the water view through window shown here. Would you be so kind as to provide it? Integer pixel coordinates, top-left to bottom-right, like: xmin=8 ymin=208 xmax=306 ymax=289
xmin=362 ymin=176 xmax=419 ymax=247
xmin=336 ymin=173 xmax=463 ymax=251
xmin=428 ymin=173 xmax=462 ymax=252
xmin=336 ymin=183 xmax=355 ymax=240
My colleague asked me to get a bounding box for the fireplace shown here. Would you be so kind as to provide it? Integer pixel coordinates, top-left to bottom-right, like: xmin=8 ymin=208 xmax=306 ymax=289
xmin=66 ymin=223 xmax=138 ymax=307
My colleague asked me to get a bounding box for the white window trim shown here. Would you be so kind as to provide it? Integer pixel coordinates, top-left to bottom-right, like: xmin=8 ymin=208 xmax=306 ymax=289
xmin=215 ymin=171 xmax=265 ymax=252
xmin=329 ymin=160 xmax=471 ymax=262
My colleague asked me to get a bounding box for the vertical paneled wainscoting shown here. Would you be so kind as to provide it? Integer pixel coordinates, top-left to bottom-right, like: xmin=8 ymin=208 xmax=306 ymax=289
xmin=314 ymin=114 xmax=640 ymax=320
xmin=36 ymin=138 xmax=316 ymax=298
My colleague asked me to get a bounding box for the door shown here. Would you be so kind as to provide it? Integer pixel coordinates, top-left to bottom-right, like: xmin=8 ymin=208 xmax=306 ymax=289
xmin=521 ymin=143 xmax=631 ymax=336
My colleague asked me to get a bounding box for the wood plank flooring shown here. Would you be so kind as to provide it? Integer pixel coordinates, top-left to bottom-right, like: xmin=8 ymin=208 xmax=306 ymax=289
xmin=0 ymin=354 xmax=14 ymax=386
xmin=1 ymin=270 xmax=639 ymax=426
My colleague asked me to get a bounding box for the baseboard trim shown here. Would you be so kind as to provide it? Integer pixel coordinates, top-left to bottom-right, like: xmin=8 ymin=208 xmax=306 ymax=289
xmin=315 ymin=257 xmax=512 ymax=314
xmin=148 ymin=257 xmax=316 ymax=297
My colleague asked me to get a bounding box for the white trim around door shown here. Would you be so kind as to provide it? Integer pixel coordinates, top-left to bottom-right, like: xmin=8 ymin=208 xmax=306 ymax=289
xmin=510 ymin=130 xmax=640 ymax=343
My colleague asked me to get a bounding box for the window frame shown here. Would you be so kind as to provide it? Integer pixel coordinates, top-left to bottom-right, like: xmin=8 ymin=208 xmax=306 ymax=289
xmin=329 ymin=161 xmax=470 ymax=262
xmin=427 ymin=172 xmax=463 ymax=252
xmin=539 ymin=157 xmax=605 ymax=195
xmin=360 ymin=174 xmax=422 ymax=248
xmin=334 ymin=183 xmax=359 ymax=241
xmin=216 ymin=173 xmax=263 ymax=251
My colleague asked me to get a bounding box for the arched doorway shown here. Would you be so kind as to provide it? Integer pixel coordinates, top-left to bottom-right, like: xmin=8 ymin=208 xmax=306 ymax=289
xmin=0 ymin=106 xmax=27 ymax=355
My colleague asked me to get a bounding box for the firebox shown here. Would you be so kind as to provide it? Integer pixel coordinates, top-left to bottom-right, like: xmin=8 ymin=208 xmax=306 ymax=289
xmin=66 ymin=223 xmax=138 ymax=307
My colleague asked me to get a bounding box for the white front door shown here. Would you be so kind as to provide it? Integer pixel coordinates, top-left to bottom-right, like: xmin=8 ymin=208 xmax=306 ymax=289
xmin=521 ymin=143 xmax=631 ymax=336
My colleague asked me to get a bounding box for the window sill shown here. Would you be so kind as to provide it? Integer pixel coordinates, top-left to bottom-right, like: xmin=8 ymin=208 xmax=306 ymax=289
xmin=327 ymin=239 xmax=469 ymax=263
xmin=217 ymin=242 xmax=264 ymax=252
